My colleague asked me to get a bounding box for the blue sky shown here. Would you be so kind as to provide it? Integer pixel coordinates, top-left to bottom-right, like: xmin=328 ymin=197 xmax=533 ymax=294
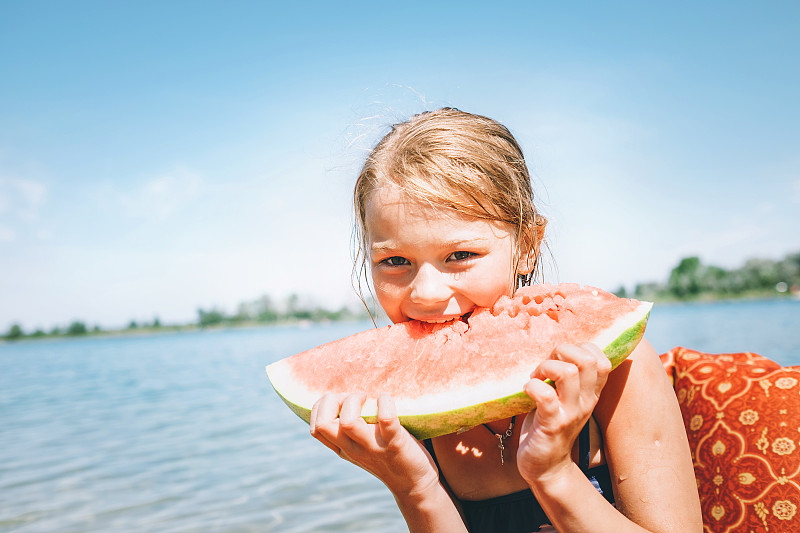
xmin=1 ymin=1 xmax=798 ymax=331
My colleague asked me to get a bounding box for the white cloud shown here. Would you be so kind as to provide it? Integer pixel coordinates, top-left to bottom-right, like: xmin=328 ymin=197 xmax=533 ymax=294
xmin=0 ymin=224 xmax=15 ymax=241
xmin=0 ymin=177 xmax=48 ymax=216
xmin=0 ymin=177 xmax=48 ymax=240
xmin=120 ymin=166 xmax=204 ymax=219
xmin=15 ymin=179 xmax=47 ymax=213
xmin=755 ymin=201 xmax=774 ymax=215
xmin=673 ymin=225 xmax=768 ymax=264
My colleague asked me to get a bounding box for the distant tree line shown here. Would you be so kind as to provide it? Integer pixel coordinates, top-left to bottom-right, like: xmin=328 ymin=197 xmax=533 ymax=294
xmin=3 ymin=293 xmax=371 ymax=341
xmin=195 ymin=293 xmax=369 ymax=328
xmin=618 ymin=250 xmax=800 ymax=301
xmin=2 ymin=317 xmax=164 ymax=341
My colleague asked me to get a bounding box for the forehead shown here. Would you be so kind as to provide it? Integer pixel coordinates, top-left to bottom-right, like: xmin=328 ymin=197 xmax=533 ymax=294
xmin=364 ymin=185 xmax=513 ymax=243
xmin=366 ymin=185 xmax=463 ymax=227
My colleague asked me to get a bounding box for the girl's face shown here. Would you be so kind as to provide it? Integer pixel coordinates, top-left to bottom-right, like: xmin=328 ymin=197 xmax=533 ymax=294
xmin=366 ymin=185 xmax=519 ymax=324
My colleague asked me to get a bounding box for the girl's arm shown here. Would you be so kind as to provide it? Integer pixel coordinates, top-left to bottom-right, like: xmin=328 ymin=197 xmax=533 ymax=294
xmin=517 ymin=341 xmax=702 ymax=532
xmin=310 ymin=393 xmax=467 ymax=533
xmin=595 ymin=340 xmax=703 ymax=530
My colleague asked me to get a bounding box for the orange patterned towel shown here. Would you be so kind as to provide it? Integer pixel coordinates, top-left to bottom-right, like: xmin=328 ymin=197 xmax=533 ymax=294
xmin=662 ymin=347 xmax=800 ymax=532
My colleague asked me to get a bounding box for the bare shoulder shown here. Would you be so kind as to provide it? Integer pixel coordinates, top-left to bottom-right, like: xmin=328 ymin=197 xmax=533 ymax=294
xmin=595 ymin=339 xmax=674 ymax=422
xmin=594 ymin=339 xmax=703 ymax=531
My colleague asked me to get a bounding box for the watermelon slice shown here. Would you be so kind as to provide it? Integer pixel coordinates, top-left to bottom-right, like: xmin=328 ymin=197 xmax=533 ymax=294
xmin=266 ymin=283 xmax=652 ymax=440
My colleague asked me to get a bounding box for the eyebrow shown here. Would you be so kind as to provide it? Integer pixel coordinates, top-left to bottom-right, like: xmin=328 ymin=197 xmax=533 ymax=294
xmin=370 ymin=238 xmax=492 ymax=254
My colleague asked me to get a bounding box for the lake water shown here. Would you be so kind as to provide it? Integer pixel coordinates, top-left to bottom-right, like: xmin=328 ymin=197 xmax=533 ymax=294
xmin=2 ymin=299 xmax=799 ymax=532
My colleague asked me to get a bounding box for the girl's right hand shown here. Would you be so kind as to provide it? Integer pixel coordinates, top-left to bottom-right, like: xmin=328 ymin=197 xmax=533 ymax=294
xmin=516 ymin=343 xmax=612 ymax=484
xmin=309 ymin=392 xmax=440 ymax=498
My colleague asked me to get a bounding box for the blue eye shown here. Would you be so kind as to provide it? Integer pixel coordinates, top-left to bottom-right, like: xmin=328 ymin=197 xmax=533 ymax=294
xmin=383 ymin=256 xmax=410 ymax=266
xmin=448 ymin=251 xmax=475 ymax=261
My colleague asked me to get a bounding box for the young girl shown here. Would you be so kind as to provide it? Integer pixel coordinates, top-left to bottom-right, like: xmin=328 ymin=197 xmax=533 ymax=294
xmin=310 ymin=108 xmax=702 ymax=532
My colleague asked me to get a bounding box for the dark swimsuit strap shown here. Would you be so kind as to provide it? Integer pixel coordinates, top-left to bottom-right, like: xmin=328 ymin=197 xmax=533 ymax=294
xmin=424 ymin=436 xmax=440 ymax=471
xmin=578 ymin=419 xmax=591 ymax=472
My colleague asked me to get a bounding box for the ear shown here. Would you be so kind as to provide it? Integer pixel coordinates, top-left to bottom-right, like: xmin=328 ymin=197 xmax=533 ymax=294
xmin=517 ymin=216 xmax=547 ymax=276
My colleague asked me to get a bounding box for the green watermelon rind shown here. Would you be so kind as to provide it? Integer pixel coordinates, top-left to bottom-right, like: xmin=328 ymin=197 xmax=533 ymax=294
xmin=267 ymin=307 xmax=650 ymax=441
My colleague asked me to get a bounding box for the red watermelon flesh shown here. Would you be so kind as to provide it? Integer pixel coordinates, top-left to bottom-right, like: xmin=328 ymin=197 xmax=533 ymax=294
xmin=267 ymin=283 xmax=652 ymax=439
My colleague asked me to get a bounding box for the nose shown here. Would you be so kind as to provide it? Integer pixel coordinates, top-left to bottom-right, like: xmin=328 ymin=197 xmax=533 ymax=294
xmin=409 ymin=263 xmax=451 ymax=305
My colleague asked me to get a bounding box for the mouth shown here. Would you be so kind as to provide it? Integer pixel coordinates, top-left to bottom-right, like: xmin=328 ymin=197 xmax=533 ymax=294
xmin=418 ymin=318 xmax=458 ymax=324
xmin=414 ymin=311 xmax=473 ymax=324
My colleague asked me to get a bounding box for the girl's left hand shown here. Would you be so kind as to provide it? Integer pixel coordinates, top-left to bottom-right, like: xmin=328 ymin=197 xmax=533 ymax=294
xmin=516 ymin=342 xmax=612 ymax=485
xmin=310 ymin=392 xmax=439 ymax=498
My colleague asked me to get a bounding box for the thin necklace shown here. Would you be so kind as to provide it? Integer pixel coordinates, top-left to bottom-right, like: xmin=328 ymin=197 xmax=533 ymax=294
xmin=482 ymin=416 xmax=516 ymax=465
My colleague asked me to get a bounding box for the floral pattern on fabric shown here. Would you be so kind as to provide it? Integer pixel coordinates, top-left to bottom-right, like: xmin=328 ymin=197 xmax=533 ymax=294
xmin=662 ymin=347 xmax=800 ymax=533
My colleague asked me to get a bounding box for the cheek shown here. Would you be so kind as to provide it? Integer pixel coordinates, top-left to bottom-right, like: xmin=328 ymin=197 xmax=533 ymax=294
xmin=374 ymin=288 xmax=393 ymax=309
xmin=372 ymin=277 xmax=401 ymax=306
xmin=473 ymin=282 xmax=513 ymax=307
xmin=468 ymin=259 xmax=516 ymax=304
xmin=373 ymin=287 xmax=406 ymax=323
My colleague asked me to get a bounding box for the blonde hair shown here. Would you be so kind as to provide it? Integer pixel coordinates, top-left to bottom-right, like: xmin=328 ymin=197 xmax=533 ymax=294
xmin=353 ymin=107 xmax=547 ymax=297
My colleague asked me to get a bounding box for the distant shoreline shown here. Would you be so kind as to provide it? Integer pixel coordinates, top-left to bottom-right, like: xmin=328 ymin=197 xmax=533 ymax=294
xmin=4 ymin=295 xmax=797 ymax=345
xmin=0 ymin=317 xmax=378 ymax=345
xmin=645 ymin=292 xmax=800 ymax=306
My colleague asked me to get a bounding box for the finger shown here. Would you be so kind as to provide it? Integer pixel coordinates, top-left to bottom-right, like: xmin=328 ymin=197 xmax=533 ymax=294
xmin=553 ymin=343 xmax=610 ymax=399
xmin=581 ymin=342 xmax=612 ymax=371
xmin=338 ymin=393 xmax=371 ymax=441
xmin=376 ymin=393 xmax=404 ymax=447
xmin=328 ymin=394 xmax=367 ymax=460
xmin=316 ymin=432 xmax=342 ymax=456
xmin=577 ymin=342 xmax=612 ymax=374
xmin=578 ymin=342 xmax=612 ymax=394
xmin=523 ymin=378 xmax=560 ymax=420
xmin=532 ymin=359 xmax=580 ymax=408
xmin=551 ymin=343 xmax=597 ymax=369
xmin=561 ymin=343 xmax=611 ymax=397
xmin=310 ymin=393 xmax=345 ymax=435
xmin=309 ymin=393 xmax=346 ymax=455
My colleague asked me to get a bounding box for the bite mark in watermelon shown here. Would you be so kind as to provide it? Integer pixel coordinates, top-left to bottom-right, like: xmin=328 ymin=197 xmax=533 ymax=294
xmin=266 ymin=283 xmax=652 ymax=440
